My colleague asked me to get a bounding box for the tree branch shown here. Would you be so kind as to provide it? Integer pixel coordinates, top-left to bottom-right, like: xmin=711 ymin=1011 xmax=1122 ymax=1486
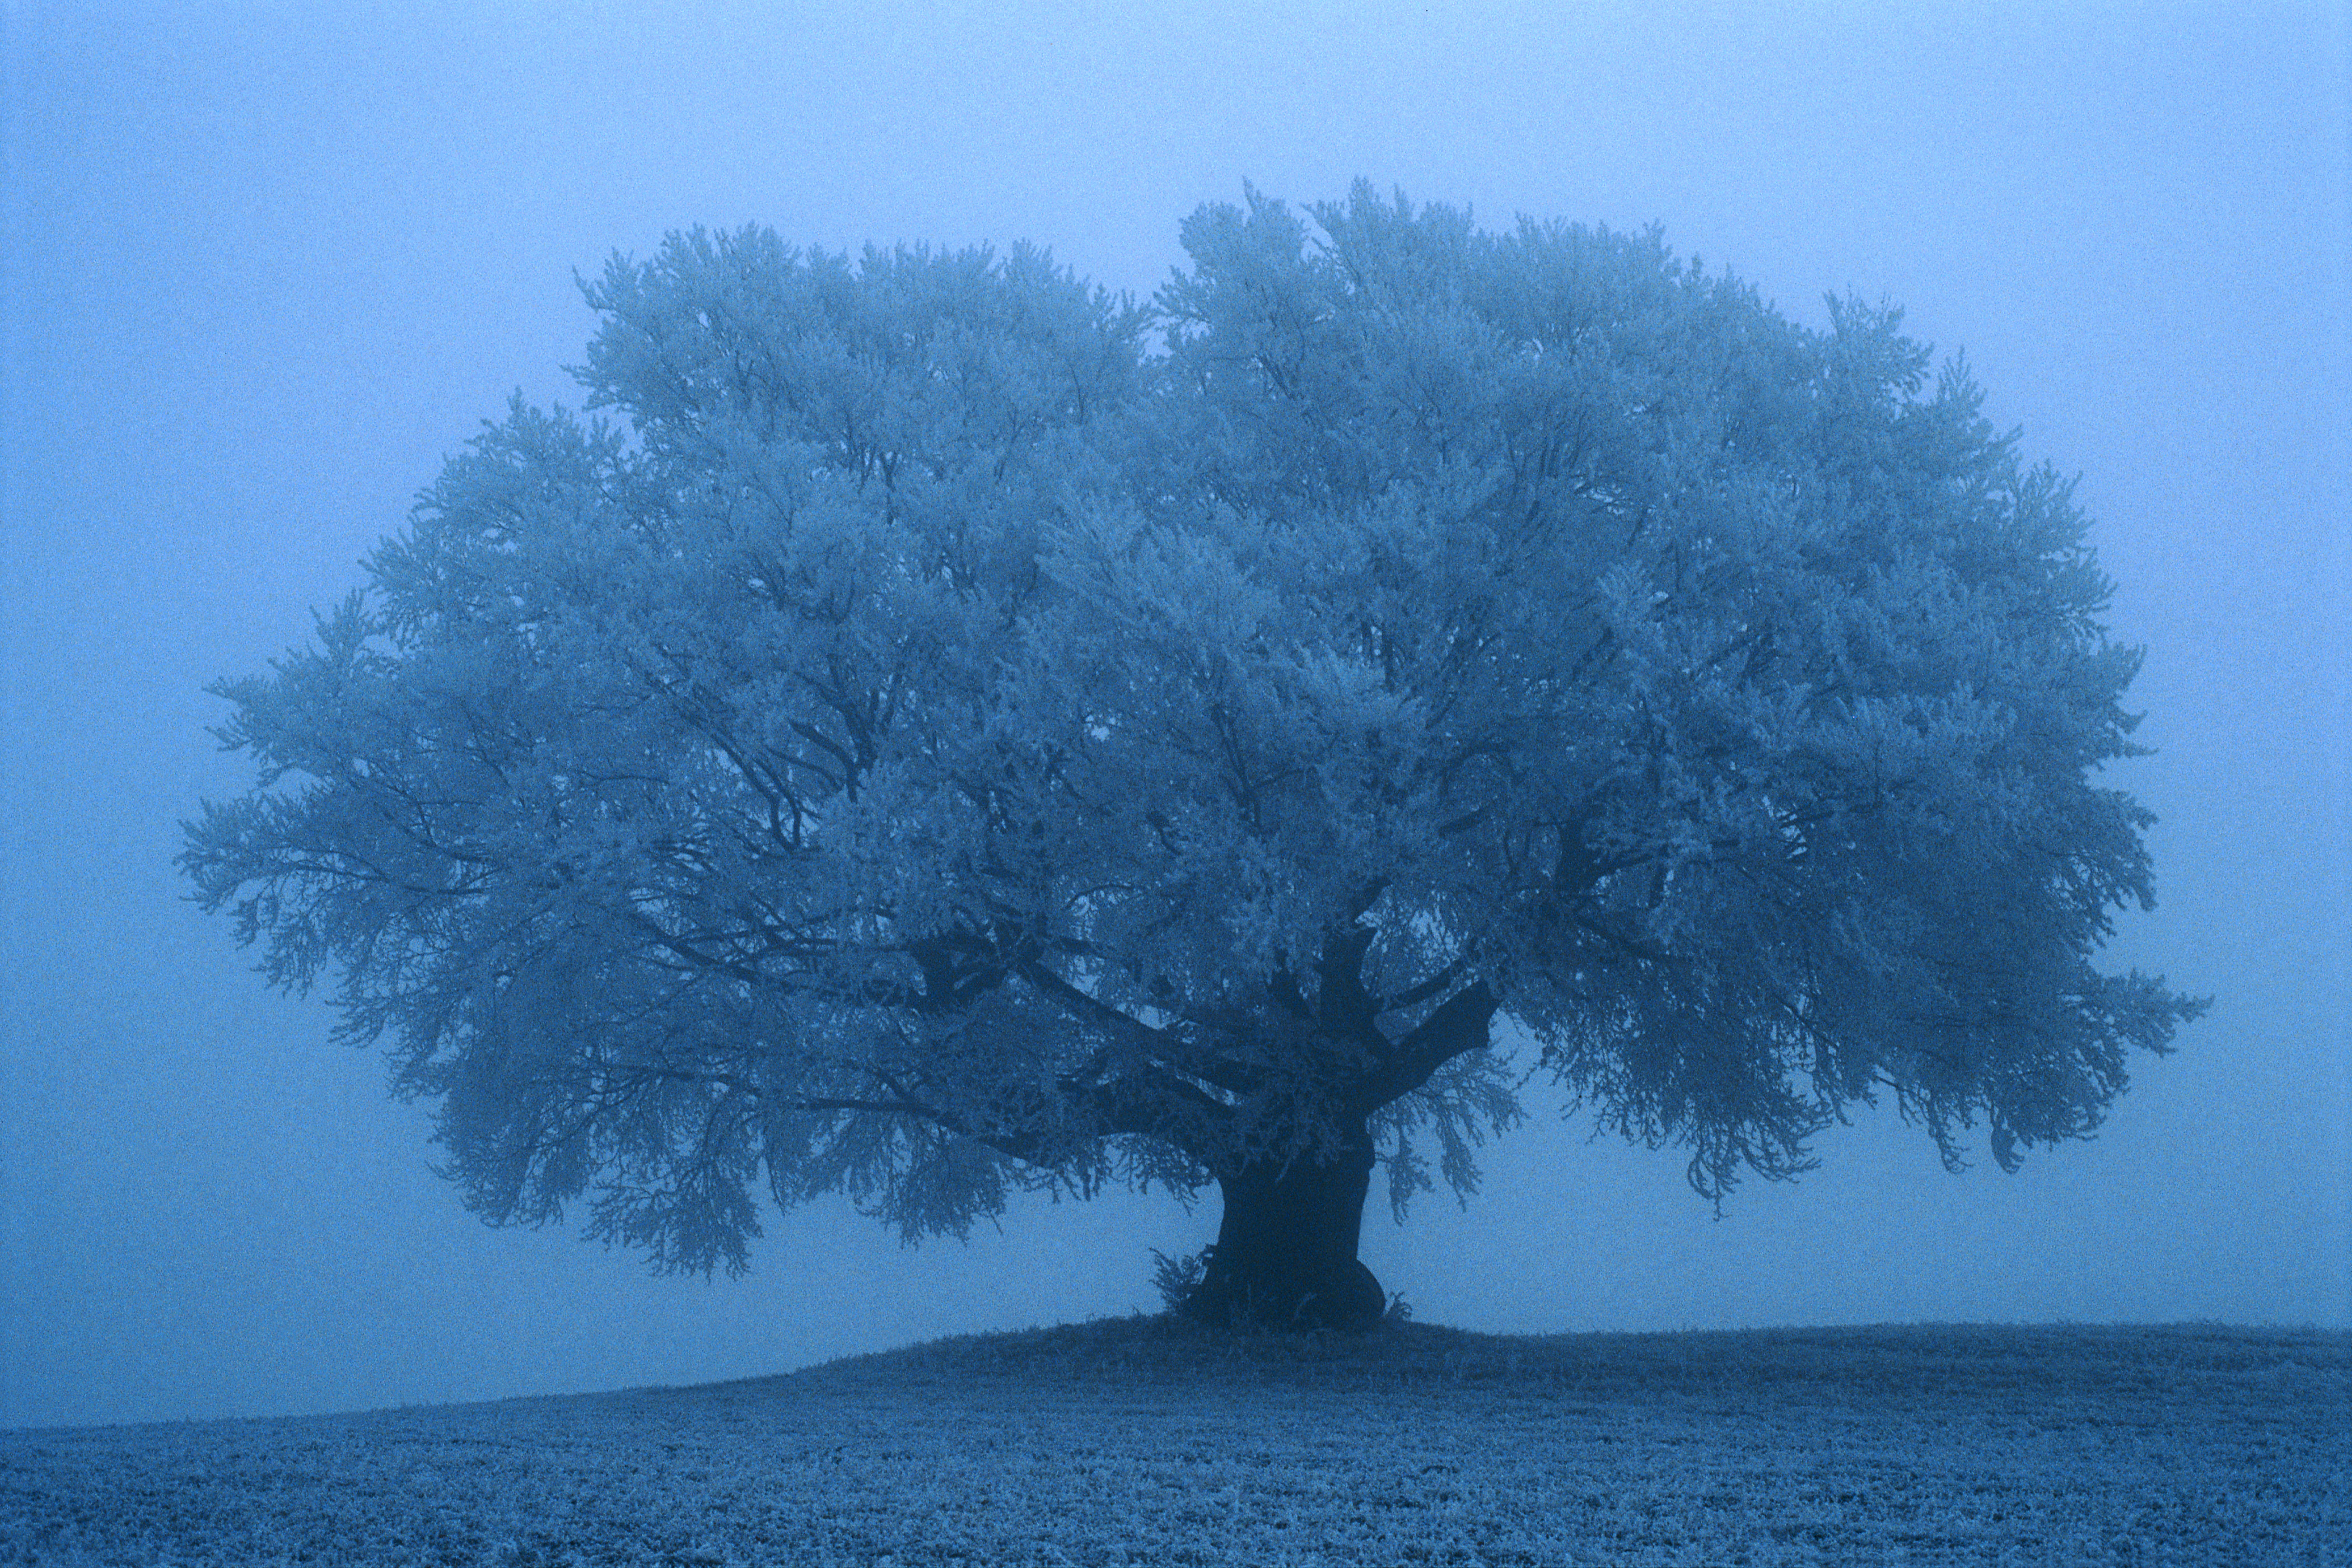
xmin=1379 ymin=956 xmax=1469 ymax=1014
xmin=1020 ymin=959 xmax=1260 ymax=1100
xmin=1348 ymin=981 xmax=1499 ymax=1117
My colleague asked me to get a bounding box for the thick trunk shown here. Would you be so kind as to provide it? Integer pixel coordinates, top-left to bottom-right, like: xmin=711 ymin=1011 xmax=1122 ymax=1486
xmin=1161 ymin=946 xmax=1495 ymax=1334
xmin=1183 ymin=1123 xmax=1386 ymax=1332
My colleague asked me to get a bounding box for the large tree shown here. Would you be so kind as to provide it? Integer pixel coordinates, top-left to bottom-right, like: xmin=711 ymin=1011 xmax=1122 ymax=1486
xmin=185 ymin=186 xmax=2201 ymax=1331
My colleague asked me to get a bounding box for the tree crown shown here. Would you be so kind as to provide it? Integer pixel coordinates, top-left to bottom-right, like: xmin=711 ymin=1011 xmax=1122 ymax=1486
xmin=185 ymin=185 xmax=2201 ymax=1274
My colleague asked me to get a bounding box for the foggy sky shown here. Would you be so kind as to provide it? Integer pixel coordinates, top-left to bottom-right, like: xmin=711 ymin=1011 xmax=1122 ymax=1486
xmin=3 ymin=1 xmax=2345 ymax=1431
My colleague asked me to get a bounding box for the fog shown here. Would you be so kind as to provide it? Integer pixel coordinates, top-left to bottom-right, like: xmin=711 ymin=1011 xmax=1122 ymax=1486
xmin=2 ymin=2 xmax=2343 ymax=1431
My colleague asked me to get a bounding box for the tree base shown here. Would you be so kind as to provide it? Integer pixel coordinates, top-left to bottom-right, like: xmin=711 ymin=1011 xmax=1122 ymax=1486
xmin=1179 ymin=1250 xmax=1387 ymax=1334
xmin=1182 ymin=1127 xmax=1388 ymax=1333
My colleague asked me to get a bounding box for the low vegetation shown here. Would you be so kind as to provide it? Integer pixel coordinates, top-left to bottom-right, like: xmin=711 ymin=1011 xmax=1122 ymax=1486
xmin=5 ymin=1318 xmax=2343 ymax=1566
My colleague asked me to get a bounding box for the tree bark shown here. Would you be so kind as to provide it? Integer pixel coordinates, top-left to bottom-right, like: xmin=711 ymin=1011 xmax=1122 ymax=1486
xmin=1169 ymin=965 xmax=1496 ymax=1334
xmin=1184 ymin=1121 xmax=1387 ymax=1332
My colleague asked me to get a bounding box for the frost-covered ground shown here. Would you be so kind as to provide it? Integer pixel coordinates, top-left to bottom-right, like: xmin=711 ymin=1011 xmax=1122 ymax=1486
xmin=4 ymin=1318 xmax=2344 ymax=1566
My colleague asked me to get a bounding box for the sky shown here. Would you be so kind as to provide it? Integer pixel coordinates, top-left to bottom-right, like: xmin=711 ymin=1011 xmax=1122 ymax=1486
xmin=2 ymin=1 xmax=2345 ymax=1432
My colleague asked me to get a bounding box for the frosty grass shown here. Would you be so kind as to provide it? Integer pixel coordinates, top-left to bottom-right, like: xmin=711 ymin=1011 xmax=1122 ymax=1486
xmin=4 ymin=1318 xmax=2344 ymax=1566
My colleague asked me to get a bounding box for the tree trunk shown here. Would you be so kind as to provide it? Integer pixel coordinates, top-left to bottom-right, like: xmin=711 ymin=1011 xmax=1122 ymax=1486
xmin=1184 ymin=1122 xmax=1387 ymax=1332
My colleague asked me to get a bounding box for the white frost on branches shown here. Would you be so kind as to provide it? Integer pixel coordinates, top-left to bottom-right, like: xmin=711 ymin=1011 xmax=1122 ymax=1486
xmin=184 ymin=186 xmax=2200 ymax=1274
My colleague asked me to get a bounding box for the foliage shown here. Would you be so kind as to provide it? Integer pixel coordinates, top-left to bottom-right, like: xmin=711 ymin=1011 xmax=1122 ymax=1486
xmin=1149 ymin=1247 xmax=1210 ymax=1314
xmin=184 ymin=184 xmax=2201 ymax=1276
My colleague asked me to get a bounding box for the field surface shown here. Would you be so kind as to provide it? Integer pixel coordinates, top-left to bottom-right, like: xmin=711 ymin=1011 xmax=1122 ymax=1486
xmin=3 ymin=1318 xmax=2344 ymax=1566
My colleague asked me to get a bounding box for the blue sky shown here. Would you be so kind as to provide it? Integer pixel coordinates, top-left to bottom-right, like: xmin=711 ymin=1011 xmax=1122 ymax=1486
xmin=3 ymin=1 xmax=2345 ymax=1429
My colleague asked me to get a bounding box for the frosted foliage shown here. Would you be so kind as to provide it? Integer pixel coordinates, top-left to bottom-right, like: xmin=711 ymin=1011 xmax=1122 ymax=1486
xmin=184 ymin=188 xmax=2199 ymax=1274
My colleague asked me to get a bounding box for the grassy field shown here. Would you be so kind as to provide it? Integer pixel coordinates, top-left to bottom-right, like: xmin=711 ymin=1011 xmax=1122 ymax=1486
xmin=3 ymin=1317 xmax=2344 ymax=1566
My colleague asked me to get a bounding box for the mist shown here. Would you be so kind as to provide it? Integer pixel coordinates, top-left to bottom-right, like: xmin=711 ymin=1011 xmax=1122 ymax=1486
xmin=3 ymin=2 xmax=2343 ymax=1431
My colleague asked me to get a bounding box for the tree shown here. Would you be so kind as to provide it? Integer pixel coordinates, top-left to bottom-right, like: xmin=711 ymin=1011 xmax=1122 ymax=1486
xmin=184 ymin=185 xmax=2203 ymax=1332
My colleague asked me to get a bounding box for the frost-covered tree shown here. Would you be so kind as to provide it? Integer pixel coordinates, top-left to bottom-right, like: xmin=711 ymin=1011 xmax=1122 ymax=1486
xmin=185 ymin=186 xmax=2202 ymax=1331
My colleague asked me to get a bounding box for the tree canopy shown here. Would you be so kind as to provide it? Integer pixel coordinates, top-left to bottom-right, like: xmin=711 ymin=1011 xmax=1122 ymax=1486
xmin=185 ymin=185 xmax=2201 ymax=1314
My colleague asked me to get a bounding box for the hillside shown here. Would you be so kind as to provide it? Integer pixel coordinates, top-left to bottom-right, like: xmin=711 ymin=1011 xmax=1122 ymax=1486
xmin=5 ymin=1317 xmax=2345 ymax=1565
